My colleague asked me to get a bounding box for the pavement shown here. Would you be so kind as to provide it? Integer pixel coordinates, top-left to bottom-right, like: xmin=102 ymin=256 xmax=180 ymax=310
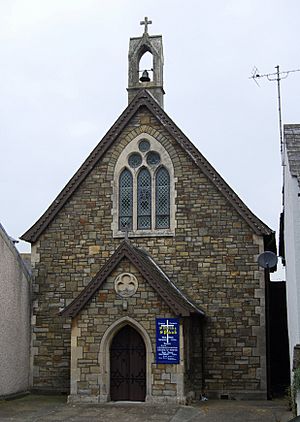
xmin=0 ymin=394 xmax=294 ymax=422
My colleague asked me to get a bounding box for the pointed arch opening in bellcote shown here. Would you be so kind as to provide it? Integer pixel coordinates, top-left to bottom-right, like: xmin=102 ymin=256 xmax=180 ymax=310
xmin=139 ymin=50 xmax=153 ymax=82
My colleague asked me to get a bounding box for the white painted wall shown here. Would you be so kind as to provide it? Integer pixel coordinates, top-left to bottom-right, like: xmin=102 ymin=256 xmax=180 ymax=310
xmin=0 ymin=224 xmax=31 ymax=397
xmin=284 ymin=163 xmax=300 ymax=361
xmin=284 ymin=153 xmax=300 ymax=413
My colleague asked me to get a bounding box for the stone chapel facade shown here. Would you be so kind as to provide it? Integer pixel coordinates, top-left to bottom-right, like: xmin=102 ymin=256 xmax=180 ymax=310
xmin=22 ymin=22 xmax=275 ymax=403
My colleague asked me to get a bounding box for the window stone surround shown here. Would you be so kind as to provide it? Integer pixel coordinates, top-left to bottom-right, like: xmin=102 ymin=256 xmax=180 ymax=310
xmin=112 ymin=132 xmax=177 ymax=238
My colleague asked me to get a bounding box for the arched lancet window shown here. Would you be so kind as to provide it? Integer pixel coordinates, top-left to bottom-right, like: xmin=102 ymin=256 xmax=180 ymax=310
xmin=119 ymin=169 xmax=133 ymax=230
xmin=156 ymin=167 xmax=170 ymax=229
xmin=137 ymin=168 xmax=151 ymax=230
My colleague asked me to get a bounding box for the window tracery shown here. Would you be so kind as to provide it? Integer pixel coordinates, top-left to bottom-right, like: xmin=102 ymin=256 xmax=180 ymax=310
xmin=113 ymin=134 xmax=175 ymax=237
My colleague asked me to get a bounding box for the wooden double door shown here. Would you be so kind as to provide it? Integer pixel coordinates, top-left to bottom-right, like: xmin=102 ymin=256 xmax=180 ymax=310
xmin=110 ymin=325 xmax=146 ymax=401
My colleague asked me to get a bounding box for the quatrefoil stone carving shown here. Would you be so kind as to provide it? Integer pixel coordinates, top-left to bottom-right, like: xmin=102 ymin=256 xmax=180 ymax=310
xmin=114 ymin=273 xmax=138 ymax=298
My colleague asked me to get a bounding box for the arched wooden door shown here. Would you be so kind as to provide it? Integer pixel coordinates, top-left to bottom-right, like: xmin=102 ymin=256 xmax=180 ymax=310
xmin=110 ymin=325 xmax=146 ymax=401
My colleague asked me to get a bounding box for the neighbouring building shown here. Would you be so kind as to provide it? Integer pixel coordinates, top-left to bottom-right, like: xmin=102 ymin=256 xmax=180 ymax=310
xmin=280 ymin=124 xmax=300 ymax=413
xmin=21 ymin=21 xmax=276 ymax=403
xmin=0 ymin=223 xmax=31 ymax=397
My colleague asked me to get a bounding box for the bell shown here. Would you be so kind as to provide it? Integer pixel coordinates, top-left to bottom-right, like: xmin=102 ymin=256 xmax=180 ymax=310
xmin=140 ymin=70 xmax=150 ymax=82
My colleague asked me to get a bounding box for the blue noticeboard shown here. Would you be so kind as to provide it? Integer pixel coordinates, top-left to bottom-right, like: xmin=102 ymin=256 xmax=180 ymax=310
xmin=156 ymin=318 xmax=180 ymax=364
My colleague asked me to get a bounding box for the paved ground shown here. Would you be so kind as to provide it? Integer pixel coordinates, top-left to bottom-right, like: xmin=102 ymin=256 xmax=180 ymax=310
xmin=0 ymin=394 xmax=294 ymax=422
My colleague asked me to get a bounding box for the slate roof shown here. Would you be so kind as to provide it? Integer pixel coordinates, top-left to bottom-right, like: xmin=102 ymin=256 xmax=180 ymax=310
xmin=21 ymin=89 xmax=273 ymax=243
xmin=60 ymin=240 xmax=205 ymax=318
xmin=285 ymin=124 xmax=300 ymax=187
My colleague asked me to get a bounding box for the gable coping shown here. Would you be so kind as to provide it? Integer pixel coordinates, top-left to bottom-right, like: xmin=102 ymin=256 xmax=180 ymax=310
xmin=21 ymin=89 xmax=273 ymax=243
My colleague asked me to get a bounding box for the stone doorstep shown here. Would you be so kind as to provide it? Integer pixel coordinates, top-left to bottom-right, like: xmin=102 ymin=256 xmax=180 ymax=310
xmin=67 ymin=394 xmax=187 ymax=405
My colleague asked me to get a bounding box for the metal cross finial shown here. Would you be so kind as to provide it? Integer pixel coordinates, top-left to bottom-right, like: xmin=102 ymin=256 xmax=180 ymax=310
xmin=140 ymin=17 xmax=152 ymax=35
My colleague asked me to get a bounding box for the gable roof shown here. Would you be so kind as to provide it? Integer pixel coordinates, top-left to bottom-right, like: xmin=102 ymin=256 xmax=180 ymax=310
xmin=21 ymin=89 xmax=273 ymax=243
xmin=60 ymin=240 xmax=205 ymax=318
xmin=285 ymin=124 xmax=300 ymax=187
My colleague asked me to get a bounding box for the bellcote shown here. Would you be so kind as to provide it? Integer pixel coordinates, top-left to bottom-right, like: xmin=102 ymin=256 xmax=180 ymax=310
xmin=127 ymin=17 xmax=165 ymax=108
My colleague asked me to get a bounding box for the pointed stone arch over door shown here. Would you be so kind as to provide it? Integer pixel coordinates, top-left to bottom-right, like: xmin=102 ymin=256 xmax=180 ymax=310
xmin=110 ymin=325 xmax=146 ymax=401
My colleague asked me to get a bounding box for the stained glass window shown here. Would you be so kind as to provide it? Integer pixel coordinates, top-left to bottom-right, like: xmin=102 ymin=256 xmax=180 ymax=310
xmin=137 ymin=168 xmax=151 ymax=230
xmin=128 ymin=153 xmax=142 ymax=168
xmin=139 ymin=139 xmax=150 ymax=152
xmin=119 ymin=169 xmax=133 ymax=230
xmin=156 ymin=167 xmax=170 ymax=229
xmin=146 ymin=151 xmax=160 ymax=166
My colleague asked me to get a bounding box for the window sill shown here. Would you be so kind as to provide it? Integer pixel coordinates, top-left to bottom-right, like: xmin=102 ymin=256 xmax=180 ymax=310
xmin=113 ymin=229 xmax=175 ymax=238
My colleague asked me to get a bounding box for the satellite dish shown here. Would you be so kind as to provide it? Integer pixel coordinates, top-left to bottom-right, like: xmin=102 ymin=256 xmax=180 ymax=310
xmin=257 ymin=251 xmax=278 ymax=269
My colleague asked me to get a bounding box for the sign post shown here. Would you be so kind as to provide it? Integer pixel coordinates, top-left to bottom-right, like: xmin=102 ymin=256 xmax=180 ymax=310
xmin=156 ymin=318 xmax=180 ymax=364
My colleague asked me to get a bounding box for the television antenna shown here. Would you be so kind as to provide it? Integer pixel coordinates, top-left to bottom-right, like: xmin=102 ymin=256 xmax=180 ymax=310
xmin=249 ymin=65 xmax=300 ymax=163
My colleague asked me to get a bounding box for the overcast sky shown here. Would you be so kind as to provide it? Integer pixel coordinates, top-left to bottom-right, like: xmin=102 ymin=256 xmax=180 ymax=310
xmin=1 ymin=0 xmax=299 ymax=279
